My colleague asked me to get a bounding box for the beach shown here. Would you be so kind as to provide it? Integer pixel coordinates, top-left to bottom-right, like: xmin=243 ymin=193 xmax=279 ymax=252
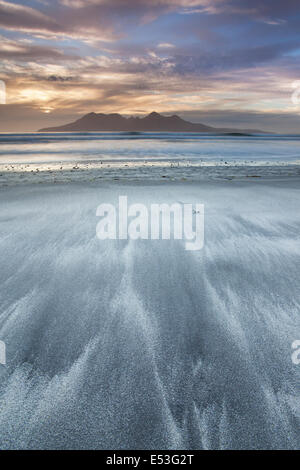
xmin=0 ymin=157 xmax=300 ymax=448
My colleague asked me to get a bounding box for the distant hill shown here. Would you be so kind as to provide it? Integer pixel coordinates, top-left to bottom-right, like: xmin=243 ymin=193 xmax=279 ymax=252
xmin=38 ymin=111 xmax=266 ymax=134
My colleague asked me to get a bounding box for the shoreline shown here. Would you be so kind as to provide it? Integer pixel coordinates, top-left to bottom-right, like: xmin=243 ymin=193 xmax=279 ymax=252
xmin=0 ymin=161 xmax=300 ymax=187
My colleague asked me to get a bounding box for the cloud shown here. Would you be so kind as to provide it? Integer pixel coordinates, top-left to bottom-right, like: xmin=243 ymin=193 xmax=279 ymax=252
xmin=157 ymin=42 xmax=175 ymax=48
xmin=0 ymin=0 xmax=120 ymax=41
xmin=1 ymin=0 xmax=300 ymax=132
xmin=0 ymin=0 xmax=297 ymax=44
xmin=47 ymin=75 xmax=73 ymax=81
xmin=0 ymin=0 xmax=61 ymax=34
xmin=0 ymin=38 xmax=74 ymax=61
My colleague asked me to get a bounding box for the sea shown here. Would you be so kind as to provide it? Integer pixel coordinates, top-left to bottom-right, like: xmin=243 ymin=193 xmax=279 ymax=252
xmin=0 ymin=132 xmax=300 ymax=165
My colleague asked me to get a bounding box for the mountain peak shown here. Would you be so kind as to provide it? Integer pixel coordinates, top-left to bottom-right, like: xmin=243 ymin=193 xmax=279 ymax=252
xmin=147 ymin=111 xmax=162 ymax=118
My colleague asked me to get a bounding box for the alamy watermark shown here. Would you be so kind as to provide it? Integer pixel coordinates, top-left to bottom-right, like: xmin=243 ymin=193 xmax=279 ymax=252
xmin=0 ymin=340 xmax=6 ymax=365
xmin=96 ymin=196 xmax=204 ymax=250
xmin=0 ymin=80 xmax=6 ymax=104
xmin=291 ymin=81 xmax=300 ymax=108
xmin=291 ymin=340 xmax=300 ymax=365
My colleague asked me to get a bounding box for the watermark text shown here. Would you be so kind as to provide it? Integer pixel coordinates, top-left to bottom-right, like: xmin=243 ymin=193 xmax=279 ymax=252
xmin=291 ymin=340 xmax=300 ymax=365
xmin=96 ymin=196 xmax=204 ymax=251
xmin=0 ymin=340 xmax=6 ymax=365
xmin=0 ymin=80 xmax=6 ymax=104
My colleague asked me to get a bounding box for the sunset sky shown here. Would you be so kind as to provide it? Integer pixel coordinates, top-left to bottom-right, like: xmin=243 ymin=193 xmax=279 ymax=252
xmin=0 ymin=0 xmax=300 ymax=132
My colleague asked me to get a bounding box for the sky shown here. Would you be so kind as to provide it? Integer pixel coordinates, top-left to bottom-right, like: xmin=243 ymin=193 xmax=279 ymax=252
xmin=0 ymin=0 xmax=300 ymax=132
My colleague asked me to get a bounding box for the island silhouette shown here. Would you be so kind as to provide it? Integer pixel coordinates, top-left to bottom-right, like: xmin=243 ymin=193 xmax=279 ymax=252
xmin=39 ymin=111 xmax=265 ymax=134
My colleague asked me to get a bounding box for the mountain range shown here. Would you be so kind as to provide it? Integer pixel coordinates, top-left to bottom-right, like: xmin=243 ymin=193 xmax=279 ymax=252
xmin=38 ymin=111 xmax=265 ymax=134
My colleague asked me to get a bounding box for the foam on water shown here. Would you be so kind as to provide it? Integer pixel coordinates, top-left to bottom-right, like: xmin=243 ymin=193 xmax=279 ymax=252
xmin=0 ymin=181 xmax=299 ymax=449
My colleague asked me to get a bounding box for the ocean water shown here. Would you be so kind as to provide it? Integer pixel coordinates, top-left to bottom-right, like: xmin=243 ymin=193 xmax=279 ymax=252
xmin=0 ymin=132 xmax=300 ymax=165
